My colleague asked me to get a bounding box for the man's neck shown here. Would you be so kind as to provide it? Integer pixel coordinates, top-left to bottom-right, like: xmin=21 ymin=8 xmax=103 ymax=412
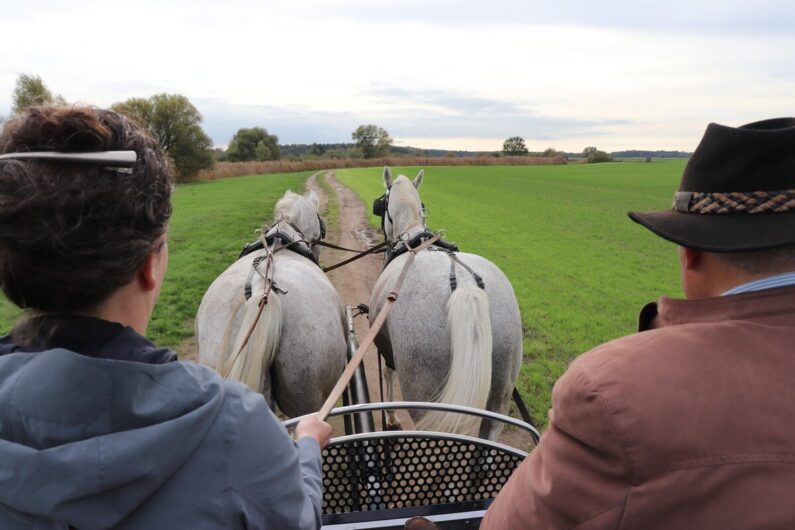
xmin=681 ymin=248 xmax=791 ymax=299
xmin=679 ymin=247 xmax=788 ymax=299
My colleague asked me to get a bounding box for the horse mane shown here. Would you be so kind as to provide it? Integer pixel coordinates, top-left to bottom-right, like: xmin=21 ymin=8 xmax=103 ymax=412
xmin=390 ymin=176 xmax=422 ymax=233
xmin=274 ymin=190 xmax=304 ymax=223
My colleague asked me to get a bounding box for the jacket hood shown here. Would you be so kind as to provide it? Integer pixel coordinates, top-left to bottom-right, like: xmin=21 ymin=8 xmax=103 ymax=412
xmin=0 ymin=319 xmax=225 ymax=529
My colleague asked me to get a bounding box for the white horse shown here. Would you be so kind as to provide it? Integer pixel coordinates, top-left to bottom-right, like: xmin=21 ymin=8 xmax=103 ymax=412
xmin=370 ymin=168 xmax=523 ymax=440
xmin=196 ymin=190 xmax=347 ymax=417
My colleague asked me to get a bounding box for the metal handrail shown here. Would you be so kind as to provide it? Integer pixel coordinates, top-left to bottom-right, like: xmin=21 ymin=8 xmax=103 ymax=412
xmin=283 ymin=401 xmax=541 ymax=444
xmin=325 ymin=429 xmax=530 ymax=458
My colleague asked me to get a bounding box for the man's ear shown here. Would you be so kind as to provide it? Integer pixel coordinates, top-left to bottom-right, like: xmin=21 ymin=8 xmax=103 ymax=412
xmin=681 ymin=246 xmax=702 ymax=271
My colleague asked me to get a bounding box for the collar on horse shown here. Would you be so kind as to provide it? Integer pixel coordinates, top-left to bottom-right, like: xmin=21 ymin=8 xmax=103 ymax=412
xmin=373 ymin=192 xmax=485 ymax=291
xmin=383 ymin=229 xmax=459 ymax=268
xmin=238 ymin=215 xmax=324 ymax=265
xmin=384 ymin=230 xmax=483 ymax=291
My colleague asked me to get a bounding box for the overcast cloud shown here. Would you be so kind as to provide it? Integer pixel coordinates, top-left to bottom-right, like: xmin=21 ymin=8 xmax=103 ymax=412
xmin=0 ymin=0 xmax=793 ymax=151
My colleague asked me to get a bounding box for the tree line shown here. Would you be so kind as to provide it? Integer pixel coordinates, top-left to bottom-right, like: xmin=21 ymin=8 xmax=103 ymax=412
xmin=3 ymin=74 xmax=663 ymax=182
xmin=502 ymin=136 xmax=615 ymax=163
xmin=2 ymin=74 xmax=401 ymax=181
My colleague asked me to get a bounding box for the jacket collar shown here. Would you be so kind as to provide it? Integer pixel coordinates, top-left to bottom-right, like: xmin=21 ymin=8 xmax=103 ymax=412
xmin=639 ymin=285 xmax=795 ymax=331
xmin=0 ymin=315 xmax=177 ymax=364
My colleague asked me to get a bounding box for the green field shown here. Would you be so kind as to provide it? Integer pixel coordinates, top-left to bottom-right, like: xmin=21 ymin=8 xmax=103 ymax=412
xmin=0 ymin=171 xmax=311 ymax=348
xmin=335 ymin=161 xmax=686 ymax=424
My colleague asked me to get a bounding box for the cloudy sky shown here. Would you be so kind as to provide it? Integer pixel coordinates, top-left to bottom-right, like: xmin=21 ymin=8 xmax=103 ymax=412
xmin=1 ymin=0 xmax=793 ymax=151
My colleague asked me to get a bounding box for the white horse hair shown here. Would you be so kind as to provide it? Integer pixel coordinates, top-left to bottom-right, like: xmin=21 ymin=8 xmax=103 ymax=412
xmin=371 ymin=167 xmax=523 ymax=439
xmin=422 ymin=285 xmax=493 ymax=433
xmin=196 ymin=189 xmax=346 ymax=417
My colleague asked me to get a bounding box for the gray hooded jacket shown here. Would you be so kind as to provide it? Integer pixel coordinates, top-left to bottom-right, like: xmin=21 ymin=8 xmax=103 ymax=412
xmin=0 ymin=317 xmax=323 ymax=529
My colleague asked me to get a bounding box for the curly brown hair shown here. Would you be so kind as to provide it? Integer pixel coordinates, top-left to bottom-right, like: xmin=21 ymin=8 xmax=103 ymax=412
xmin=0 ymin=106 xmax=173 ymax=314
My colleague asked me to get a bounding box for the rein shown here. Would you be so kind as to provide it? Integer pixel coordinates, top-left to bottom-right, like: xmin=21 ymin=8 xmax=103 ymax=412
xmin=317 ymin=240 xmax=388 ymax=273
xmin=223 ymin=242 xmax=278 ymax=378
xmin=239 ymin=222 xmax=388 ymax=275
xmin=234 ymin=221 xmax=389 ymax=373
xmin=317 ymin=233 xmax=442 ymax=420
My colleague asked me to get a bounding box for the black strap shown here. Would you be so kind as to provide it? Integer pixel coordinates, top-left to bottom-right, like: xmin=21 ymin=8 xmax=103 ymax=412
xmin=449 ymin=256 xmax=458 ymax=291
xmin=244 ymin=255 xmax=288 ymax=301
xmin=239 ymin=239 xmax=264 ymax=259
xmin=447 ymin=251 xmax=485 ymax=291
xmin=315 ymin=240 xmax=386 ymax=254
xmin=512 ymin=387 xmax=538 ymax=435
xmin=383 ymin=230 xmax=459 ymax=269
xmin=244 ymin=255 xmax=266 ymax=300
xmin=239 ymin=232 xmax=319 ymax=265
xmin=322 ymin=241 xmax=388 ymax=273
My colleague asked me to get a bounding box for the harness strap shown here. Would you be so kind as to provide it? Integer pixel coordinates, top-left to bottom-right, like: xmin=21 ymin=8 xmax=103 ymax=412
xmin=244 ymin=255 xmax=288 ymax=300
xmin=317 ymin=234 xmax=442 ymax=420
xmin=383 ymin=230 xmax=458 ymax=269
xmin=322 ymin=241 xmax=389 ymax=273
xmin=239 ymin=229 xmax=319 ymax=265
xmin=223 ymin=246 xmax=277 ymax=377
xmin=244 ymin=255 xmax=265 ymax=300
xmin=315 ymin=240 xmax=386 ymax=254
xmin=512 ymin=387 xmax=538 ymax=433
xmin=446 ymin=251 xmax=485 ymax=291
xmin=448 ymin=256 xmax=458 ymax=291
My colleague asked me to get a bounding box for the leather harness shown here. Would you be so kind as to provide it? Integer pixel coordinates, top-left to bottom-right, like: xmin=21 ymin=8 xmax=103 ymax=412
xmin=238 ymin=215 xmax=324 ymax=264
xmin=374 ymin=192 xmax=485 ymax=292
xmin=238 ymin=219 xmax=322 ymax=301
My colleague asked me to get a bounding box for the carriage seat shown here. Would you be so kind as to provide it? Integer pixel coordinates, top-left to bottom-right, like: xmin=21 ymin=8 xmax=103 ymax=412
xmin=319 ymin=431 xmax=526 ymax=529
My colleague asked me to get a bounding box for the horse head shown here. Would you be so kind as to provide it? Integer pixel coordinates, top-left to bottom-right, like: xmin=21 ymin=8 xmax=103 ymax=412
xmin=274 ymin=189 xmax=325 ymax=258
xmin=377 ymin=166 xmax=425 ymax=241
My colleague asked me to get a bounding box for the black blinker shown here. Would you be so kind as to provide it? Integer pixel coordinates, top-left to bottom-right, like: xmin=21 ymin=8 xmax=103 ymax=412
xmin=373 ymin=195 xmax=387 ymax=217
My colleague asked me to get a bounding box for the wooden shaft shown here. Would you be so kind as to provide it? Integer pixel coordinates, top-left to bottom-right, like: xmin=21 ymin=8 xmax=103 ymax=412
xmin=317 ymin=235 xmax=440 ymax=420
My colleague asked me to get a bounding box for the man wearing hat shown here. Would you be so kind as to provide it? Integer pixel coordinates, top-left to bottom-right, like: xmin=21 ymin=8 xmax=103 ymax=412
xmin=482 ymin=118 xmax=795 ymax=529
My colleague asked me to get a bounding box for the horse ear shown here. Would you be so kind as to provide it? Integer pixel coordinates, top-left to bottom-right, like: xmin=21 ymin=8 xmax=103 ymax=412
xmin=413 ymin=169 xmax=424 ymax=189
xmin=306 ymin=190 xmax=320 ymax=210
xmin=383 ymin=166 xmax=393 ymax=188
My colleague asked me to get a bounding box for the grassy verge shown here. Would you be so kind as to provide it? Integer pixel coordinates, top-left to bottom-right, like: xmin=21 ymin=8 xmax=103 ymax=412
xmin=335 ymin=162 xmax=685 ymax=426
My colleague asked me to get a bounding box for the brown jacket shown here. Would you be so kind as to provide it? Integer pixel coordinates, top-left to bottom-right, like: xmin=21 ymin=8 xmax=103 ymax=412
xmin=482 ymin=286 xmax=795 ymax=529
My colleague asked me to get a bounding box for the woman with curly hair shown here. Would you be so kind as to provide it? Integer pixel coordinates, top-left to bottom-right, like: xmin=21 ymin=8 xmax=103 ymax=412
xmin=0 ymin=106 xmax=330 ymax=529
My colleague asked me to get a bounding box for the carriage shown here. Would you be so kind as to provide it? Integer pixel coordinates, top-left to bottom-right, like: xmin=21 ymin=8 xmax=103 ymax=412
xmin=283 ymin=304 xmax=540 ymax=529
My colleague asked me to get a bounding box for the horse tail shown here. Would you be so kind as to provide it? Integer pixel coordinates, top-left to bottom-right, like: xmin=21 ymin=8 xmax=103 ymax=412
xmin=417 ymin=284 xmax=492 ymax=434
xmin=218 ymin=293 xmax=283 ymax=392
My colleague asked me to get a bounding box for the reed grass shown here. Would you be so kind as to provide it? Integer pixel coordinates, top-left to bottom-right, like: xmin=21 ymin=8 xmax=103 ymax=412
xmin=194 ymin=155 xmax=566 ymax=182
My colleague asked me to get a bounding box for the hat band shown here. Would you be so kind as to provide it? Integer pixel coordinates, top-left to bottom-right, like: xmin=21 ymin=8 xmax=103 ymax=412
xmin=673 ymin=190 xmax=795 ymax=214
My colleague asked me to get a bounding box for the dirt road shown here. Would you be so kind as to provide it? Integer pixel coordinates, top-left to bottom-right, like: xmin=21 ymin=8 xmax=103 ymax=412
xmin=305 ymin=172 xmax=413 ymax=430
